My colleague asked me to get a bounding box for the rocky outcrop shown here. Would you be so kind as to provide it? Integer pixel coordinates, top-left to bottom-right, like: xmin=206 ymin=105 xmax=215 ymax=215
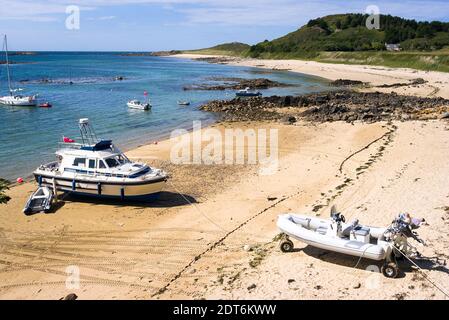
xmin=193 ymin=56 xmax=236 ymax=64
xmin=184 ymin=78 xmax=290 ymax=91
xmin=200 ymin=91 xmax=449 ymax=123
xmin=119 ymin=50 xmax=181 ymax=56
xmin=330 ymin=79 xmax=366 ymax=86
xmin=376 ymin=78 xmax=427 ymax=88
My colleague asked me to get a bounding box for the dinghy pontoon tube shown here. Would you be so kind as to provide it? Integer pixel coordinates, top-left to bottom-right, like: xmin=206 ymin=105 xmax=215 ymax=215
xmin=277 ymin=209 xmax=426 ymax=278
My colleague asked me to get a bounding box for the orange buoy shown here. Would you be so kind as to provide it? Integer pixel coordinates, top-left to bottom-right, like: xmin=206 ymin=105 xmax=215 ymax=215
xmin=17 ymin=177 xmax=24 ymax=184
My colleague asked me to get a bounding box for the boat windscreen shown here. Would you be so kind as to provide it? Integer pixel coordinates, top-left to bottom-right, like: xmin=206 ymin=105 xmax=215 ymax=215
xmin=105 ymin=155 xmax=128 ymax=168
xmin=105 ymin=158 xmax=120 ymax=168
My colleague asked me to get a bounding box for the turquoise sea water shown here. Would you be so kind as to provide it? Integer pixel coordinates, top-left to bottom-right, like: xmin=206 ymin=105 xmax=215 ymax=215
xmin=0 ymin=52 xmax=331 ymax=180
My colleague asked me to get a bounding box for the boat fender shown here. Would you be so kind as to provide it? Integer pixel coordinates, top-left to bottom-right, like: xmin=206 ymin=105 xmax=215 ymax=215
xmin=97 ymin=183 xmax=102 ymax=195
xmin=38 ymin=175 xmax=42 ymax=187
xmin=72 ymin=179 xmax=76 ymax=191
xmin=120 ymin=187 xmax=125 ymax=201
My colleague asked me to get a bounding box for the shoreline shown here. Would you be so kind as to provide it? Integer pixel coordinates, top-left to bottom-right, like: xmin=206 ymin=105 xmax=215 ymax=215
xmin=170 ymin=53 xmax=449 ymax=99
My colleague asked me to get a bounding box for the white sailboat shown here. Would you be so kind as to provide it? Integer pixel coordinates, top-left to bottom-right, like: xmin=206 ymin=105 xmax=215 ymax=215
xmin=0 ymin=35 xmax=37 ymax=106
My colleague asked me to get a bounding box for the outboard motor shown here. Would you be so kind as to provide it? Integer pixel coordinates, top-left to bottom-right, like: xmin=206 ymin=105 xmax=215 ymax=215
xmin=329 ymin=206 xmax=346 ymax=238
xmin=386 ymin=213 xmax=426 ymax=258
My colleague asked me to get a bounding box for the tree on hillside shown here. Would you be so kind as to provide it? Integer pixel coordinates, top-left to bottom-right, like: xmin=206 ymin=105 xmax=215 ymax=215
xmin=0 ymin=178 xmax=11 ymax=204
xmin=307 ymin=18 xmax=331 ymax=34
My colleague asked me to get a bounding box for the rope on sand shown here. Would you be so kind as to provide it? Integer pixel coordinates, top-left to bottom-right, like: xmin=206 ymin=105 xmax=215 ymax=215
xmin=338 ymin=125 xmax=396 ymax=174
xmin=395 ymin=246 xmax=449 ymax=299
xmin=153 ymin=180 xmax=303 ymax=297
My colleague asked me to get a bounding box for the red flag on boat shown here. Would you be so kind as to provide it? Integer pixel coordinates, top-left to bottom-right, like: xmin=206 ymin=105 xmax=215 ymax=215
xmin=143 ymin=90 xmax=148 ymax=96
xmin=63 ymin=136 xmax=75 ymax=143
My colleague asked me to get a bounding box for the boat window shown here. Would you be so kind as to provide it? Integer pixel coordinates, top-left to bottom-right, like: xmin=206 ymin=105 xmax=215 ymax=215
xmin=117 ymin=155 xmax=128 ymax=164
xmin=105 ymin=157 xmax=120 ymax=168
xmin=88 ymin=159 xmax=96 ymax=169
xmin=99 ymin=160 xmax=106 ymax=169
xmin=73 ymin=158 xmax=86 ymax=167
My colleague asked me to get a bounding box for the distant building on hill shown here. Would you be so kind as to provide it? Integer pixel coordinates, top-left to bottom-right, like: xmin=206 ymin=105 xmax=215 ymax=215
xmin=385 ymin=43 xmax=401 ymax=51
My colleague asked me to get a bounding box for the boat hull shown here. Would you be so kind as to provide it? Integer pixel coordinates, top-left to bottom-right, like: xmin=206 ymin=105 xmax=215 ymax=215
xmin=0 ymin=97 xmax=37 ymax=106
xmin=127 ymin=103 xmax=150 ymax=110
xmin=34 ymin=173 xmax=166 ymax=201
xmin=277 ymin=214 xmax=390 ymax=261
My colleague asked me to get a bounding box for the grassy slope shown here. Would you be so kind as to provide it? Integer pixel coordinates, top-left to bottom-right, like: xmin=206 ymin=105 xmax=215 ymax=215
xmin=182 ymin=42 xmax=250 ymax=56
xmin=178 ymin=15 xmax=449 ymax=72
xmin=314 ymin=49 xmax=449 ymax=72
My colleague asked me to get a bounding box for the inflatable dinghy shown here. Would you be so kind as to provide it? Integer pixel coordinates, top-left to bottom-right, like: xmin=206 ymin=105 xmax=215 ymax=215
xmin=277 ymin=213 xmax=390 ymax=260
xmin=277 ymin=207 xmax=426 ymax=278
xmin=23 ymin=186 xmax=54 ymax=215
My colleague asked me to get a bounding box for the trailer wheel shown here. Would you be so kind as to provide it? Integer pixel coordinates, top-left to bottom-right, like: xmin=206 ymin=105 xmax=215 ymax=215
xmin=381 ymin=263 xmax=399 ymax=278
xmin=280 ymin=239 xmax=294 ymax=253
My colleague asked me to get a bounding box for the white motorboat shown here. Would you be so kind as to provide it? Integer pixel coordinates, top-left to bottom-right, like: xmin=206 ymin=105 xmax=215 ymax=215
xmin=235 ymin=87 xmax=262 ymax=97
xmin=23 ymin=186 xmax=54 ymax=215
xmin=127 ymin=99 xmax=150 ymax=110
xmin=177 ymin=100 xmax=190 ymax=106
xmin=0 ymin=35 xmax=37 ymax=106
xmin=33 ymin=118 xmax=167 ymax=201
xmin=277 ymin=206 xmax=426 ymax=278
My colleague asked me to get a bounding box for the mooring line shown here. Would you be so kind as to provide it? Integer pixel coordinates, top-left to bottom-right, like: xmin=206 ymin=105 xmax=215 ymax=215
xmin=152 ymin=189 xmax=303 ymax=297
xmin=339 ymin=125 xmax=396 ymax=174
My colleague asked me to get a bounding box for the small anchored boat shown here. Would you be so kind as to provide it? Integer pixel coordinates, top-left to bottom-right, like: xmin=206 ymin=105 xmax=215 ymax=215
xmin=39 ymin=102 xmax=52 ymax=108
xmin=127 ymin=100 xmax=150 ymax=110
xmin=235 ymin=87 xmax=262 ymax=97
xmin=277 ymin=206 xmax=426 ymax=278
xmin=33 ymin=118 xmax=167 ymax=201
xmin=23 ymin=187 xmax=54 ymax=215
xmin=177 ymin=100 xmax=190 ymax=106
xmin=0 ymin=35 xmax=37 ymax=107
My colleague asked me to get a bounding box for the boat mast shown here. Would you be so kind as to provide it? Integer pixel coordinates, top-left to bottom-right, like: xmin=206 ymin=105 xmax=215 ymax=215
xmin=3 ymin=35 xmax=12 ymax=95
xmin=78 ymin=118 xmax=98 ymax=146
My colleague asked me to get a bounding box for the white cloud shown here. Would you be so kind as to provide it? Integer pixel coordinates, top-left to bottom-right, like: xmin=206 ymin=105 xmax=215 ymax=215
xmin=98 ymin=15 xmax=116 ymax=20
xmin=0 ymin=0 xmax=95 ymax=21
xmin=0 ymin=0 xmax=447 ymax=25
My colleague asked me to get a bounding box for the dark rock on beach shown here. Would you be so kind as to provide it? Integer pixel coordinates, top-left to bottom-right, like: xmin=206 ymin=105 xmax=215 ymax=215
xmin=377 ymin=78 xmax=427 ymax=88
xmin=193 ymin=56 xmax=236 ymax=64
xmin=331 ymin=79 xmax=366 ymax=86
xmin=60 ymin=293 xmax=78 ymax=300
xmin=200 ymin=90 xmax=449 ymax=123
xmin=184 ymin=77 xmax=290 ymax=91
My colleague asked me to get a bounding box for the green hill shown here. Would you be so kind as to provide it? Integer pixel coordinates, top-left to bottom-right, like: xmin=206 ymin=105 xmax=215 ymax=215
xmin=183 ymin=42 xmax=250 ymax=56
xmin=181 ymin=14 xmax=449 ymax=72
xmin=247 ymin=14 xmax=449 ymax=58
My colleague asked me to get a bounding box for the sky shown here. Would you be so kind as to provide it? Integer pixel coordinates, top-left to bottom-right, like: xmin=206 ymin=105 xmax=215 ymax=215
xmin=0 ymin=0 xmax=448 ymax=51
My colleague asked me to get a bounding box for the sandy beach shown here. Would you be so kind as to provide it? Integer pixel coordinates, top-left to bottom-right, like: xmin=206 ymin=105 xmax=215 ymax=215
xmin=173 ymin=53 xmax=449 ymax=99
xmin=1 ymin=57 xmax=449 ymax=300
